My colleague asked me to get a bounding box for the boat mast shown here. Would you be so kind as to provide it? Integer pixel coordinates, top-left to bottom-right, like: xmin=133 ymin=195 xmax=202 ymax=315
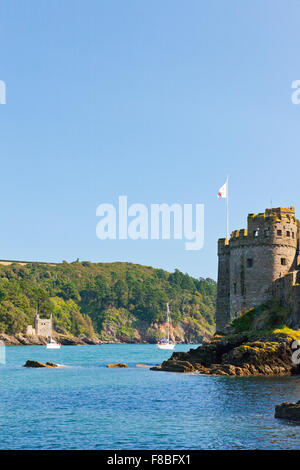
xmin=166 ymin=302 xmax=170 ymax=343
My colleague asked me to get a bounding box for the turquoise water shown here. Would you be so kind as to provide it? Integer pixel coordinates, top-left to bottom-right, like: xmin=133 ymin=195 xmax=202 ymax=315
xmin=0 ymin=344 xmax=300 ymax=450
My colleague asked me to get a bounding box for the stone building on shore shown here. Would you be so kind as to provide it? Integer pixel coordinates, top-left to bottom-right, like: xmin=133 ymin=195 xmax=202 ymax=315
xmin=26 ymin=314 xmax=52 ymax=337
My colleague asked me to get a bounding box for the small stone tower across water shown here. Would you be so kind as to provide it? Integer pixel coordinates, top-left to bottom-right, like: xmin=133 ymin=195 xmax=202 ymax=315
xmin=34 ymin=314 xmax=52 ymax=337
xmin=216 ymin=207 xmax=300 ymax=332
xmin=26 ymin=314 xmax=52 ymax=337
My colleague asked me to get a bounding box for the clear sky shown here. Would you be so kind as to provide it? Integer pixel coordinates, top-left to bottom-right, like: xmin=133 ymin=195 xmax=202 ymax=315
xmin=1 ymin=0 xmax=300 ymax=280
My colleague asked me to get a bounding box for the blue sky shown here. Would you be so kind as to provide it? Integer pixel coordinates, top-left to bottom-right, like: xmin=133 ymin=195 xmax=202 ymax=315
xmin=1 ymin=0 xmax=300 ymax=279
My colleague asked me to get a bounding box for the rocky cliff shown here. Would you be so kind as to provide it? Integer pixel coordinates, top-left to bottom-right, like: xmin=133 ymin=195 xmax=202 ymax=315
xmin=151 ymin=333 xmax=300 ymax=376
xmin=152 ymin=302 xmax=300 ymax=376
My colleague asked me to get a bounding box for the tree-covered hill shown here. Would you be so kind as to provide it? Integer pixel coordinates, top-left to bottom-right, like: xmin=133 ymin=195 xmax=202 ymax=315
xmin=0 ymin=261 xmax=216 ymax=343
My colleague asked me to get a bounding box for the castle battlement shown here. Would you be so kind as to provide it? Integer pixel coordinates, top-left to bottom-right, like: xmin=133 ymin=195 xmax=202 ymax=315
xmin=216 ymin=206 xmax=300 ymax=332
xmin=217 ymin=238 xmax=229 ymax=255
xmin=248 ymin=206 xmax=296 ymax=220
xmin=230 ymin=229 xmax=249 ymax=239
xmin=227 ymin=207 xmax=298 ymax=249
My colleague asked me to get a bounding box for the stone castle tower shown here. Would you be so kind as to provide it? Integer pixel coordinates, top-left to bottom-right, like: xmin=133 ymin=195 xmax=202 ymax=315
xmin=26 ymin=313 xmax=52 ymax=337
xmin=216 ymin=207 xmax=300 ymax=332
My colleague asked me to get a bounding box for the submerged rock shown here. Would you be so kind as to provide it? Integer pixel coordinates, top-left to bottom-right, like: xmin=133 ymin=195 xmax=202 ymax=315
xmin=135 ymin=364 xmax=148 ymax=367
xmin=24 ymin=360 xmax=58 ymax=368
xmin=151 ymin=360 xmax=195 ymax=373
xmin=275 ymin=401 xmax=300 ymax=421
xmin=106 ymin=363 xmax=128 ymax=368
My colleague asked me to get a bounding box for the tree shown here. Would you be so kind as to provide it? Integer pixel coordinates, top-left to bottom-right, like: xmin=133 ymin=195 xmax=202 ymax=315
xmin=0 ymin=301 xmax=28 ymax=334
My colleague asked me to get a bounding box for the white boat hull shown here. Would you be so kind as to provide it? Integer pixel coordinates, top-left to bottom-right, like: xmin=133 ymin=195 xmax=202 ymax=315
xmin=156 ymin=343 xmax=175 ymax=350
xmin=46 ymin=343 xmax=61 ymax=349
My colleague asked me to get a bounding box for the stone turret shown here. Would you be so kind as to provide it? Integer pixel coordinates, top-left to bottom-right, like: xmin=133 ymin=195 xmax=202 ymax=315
xmin=216 ymin=238 xmax=230 ymax=333
xmin=216 ymin=207 xmax=299 ymax=332
xmin=28 ymin=313 xmax=53 ymax=337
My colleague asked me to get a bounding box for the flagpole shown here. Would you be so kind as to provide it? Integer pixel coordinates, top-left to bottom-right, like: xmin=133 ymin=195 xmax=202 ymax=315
xmin=226 ymin=176 xmax=229 ymax=240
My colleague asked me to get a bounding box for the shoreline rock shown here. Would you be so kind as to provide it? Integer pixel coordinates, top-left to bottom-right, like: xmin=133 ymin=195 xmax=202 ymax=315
xmin=24 ymin=360 xmax=59 ymax=368
xmin=0 ymin=333 xmax=102 ymax=346
xmin=151 ymin=334 xmax=300 ymax=376
xmin=106 ymin=363 xmax=128 ymax=368
xmin=0 ymin=333 xmax=201 ymax=347
xmin=275 ymin=401 xmax=300 ymax=421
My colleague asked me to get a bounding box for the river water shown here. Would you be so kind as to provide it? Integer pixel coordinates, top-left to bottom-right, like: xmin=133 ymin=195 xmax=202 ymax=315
xmin=0 ymin=344 xmax=299 ymax=449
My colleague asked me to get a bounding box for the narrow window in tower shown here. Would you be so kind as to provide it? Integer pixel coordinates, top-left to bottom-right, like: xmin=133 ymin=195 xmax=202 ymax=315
xmin=277 ymin=230 xmax=282 ymax=236
xmin=292 ymin=232 xmax=295 ymax=239
xmin=281 ymin=258 xmax=286 ymax=266
xmin=253 ymin=230 xmax=259 ymax=237
xmin=246 ymin=258 xmax=253 ymax=268
xmin=286 ymin=231 xmax=290 ymax=237
xmin=233 ymin=282 xmax=237 ymax=294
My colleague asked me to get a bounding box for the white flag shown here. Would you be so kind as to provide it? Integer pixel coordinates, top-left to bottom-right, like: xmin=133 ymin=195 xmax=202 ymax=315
xmin=218 ymin=182 xmax=227 ymax=199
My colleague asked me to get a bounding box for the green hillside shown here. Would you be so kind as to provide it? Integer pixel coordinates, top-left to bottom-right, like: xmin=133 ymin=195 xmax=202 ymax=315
xmin=229 ymin=300 xmax=300 ymax=341
xmin=0 ymin=261 xmax=216 ymax=343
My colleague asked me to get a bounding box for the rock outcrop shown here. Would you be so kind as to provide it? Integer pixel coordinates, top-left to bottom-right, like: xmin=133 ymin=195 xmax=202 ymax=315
xmin=24 ymin=360 xmax=58 ymax=368
xmin=0 ymin=334 xmax=22 ymax=346
xmin=106 ymin=363 xmax=128 ymax=368
xmin=0 ymin=333 xmax=101 ymax=346
xmin=275 ymin=401 xmax=300 ymax=421
xmin=151 ymin=334 xmax=300 ymax=376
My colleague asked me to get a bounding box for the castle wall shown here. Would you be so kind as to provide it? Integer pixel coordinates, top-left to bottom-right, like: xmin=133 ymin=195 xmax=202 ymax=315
xmin=289 ymin=285 xmax=300 ymax=329
xmin=216 ymin=239 xmax=230 ymax=332
xmin=272 ymin=272 xmax=300 ymax=329
xmin=26 ymin=325 xmax=35 ymax=335
xmin=229 ymin=244 xmax=275 ymax=318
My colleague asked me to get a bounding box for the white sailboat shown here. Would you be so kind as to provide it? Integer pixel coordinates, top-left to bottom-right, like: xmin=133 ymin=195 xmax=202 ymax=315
xmin=156 ymin=303 xmax=175 ymax=350
xmin=46 ymin=314 xmax=61 ymax=349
